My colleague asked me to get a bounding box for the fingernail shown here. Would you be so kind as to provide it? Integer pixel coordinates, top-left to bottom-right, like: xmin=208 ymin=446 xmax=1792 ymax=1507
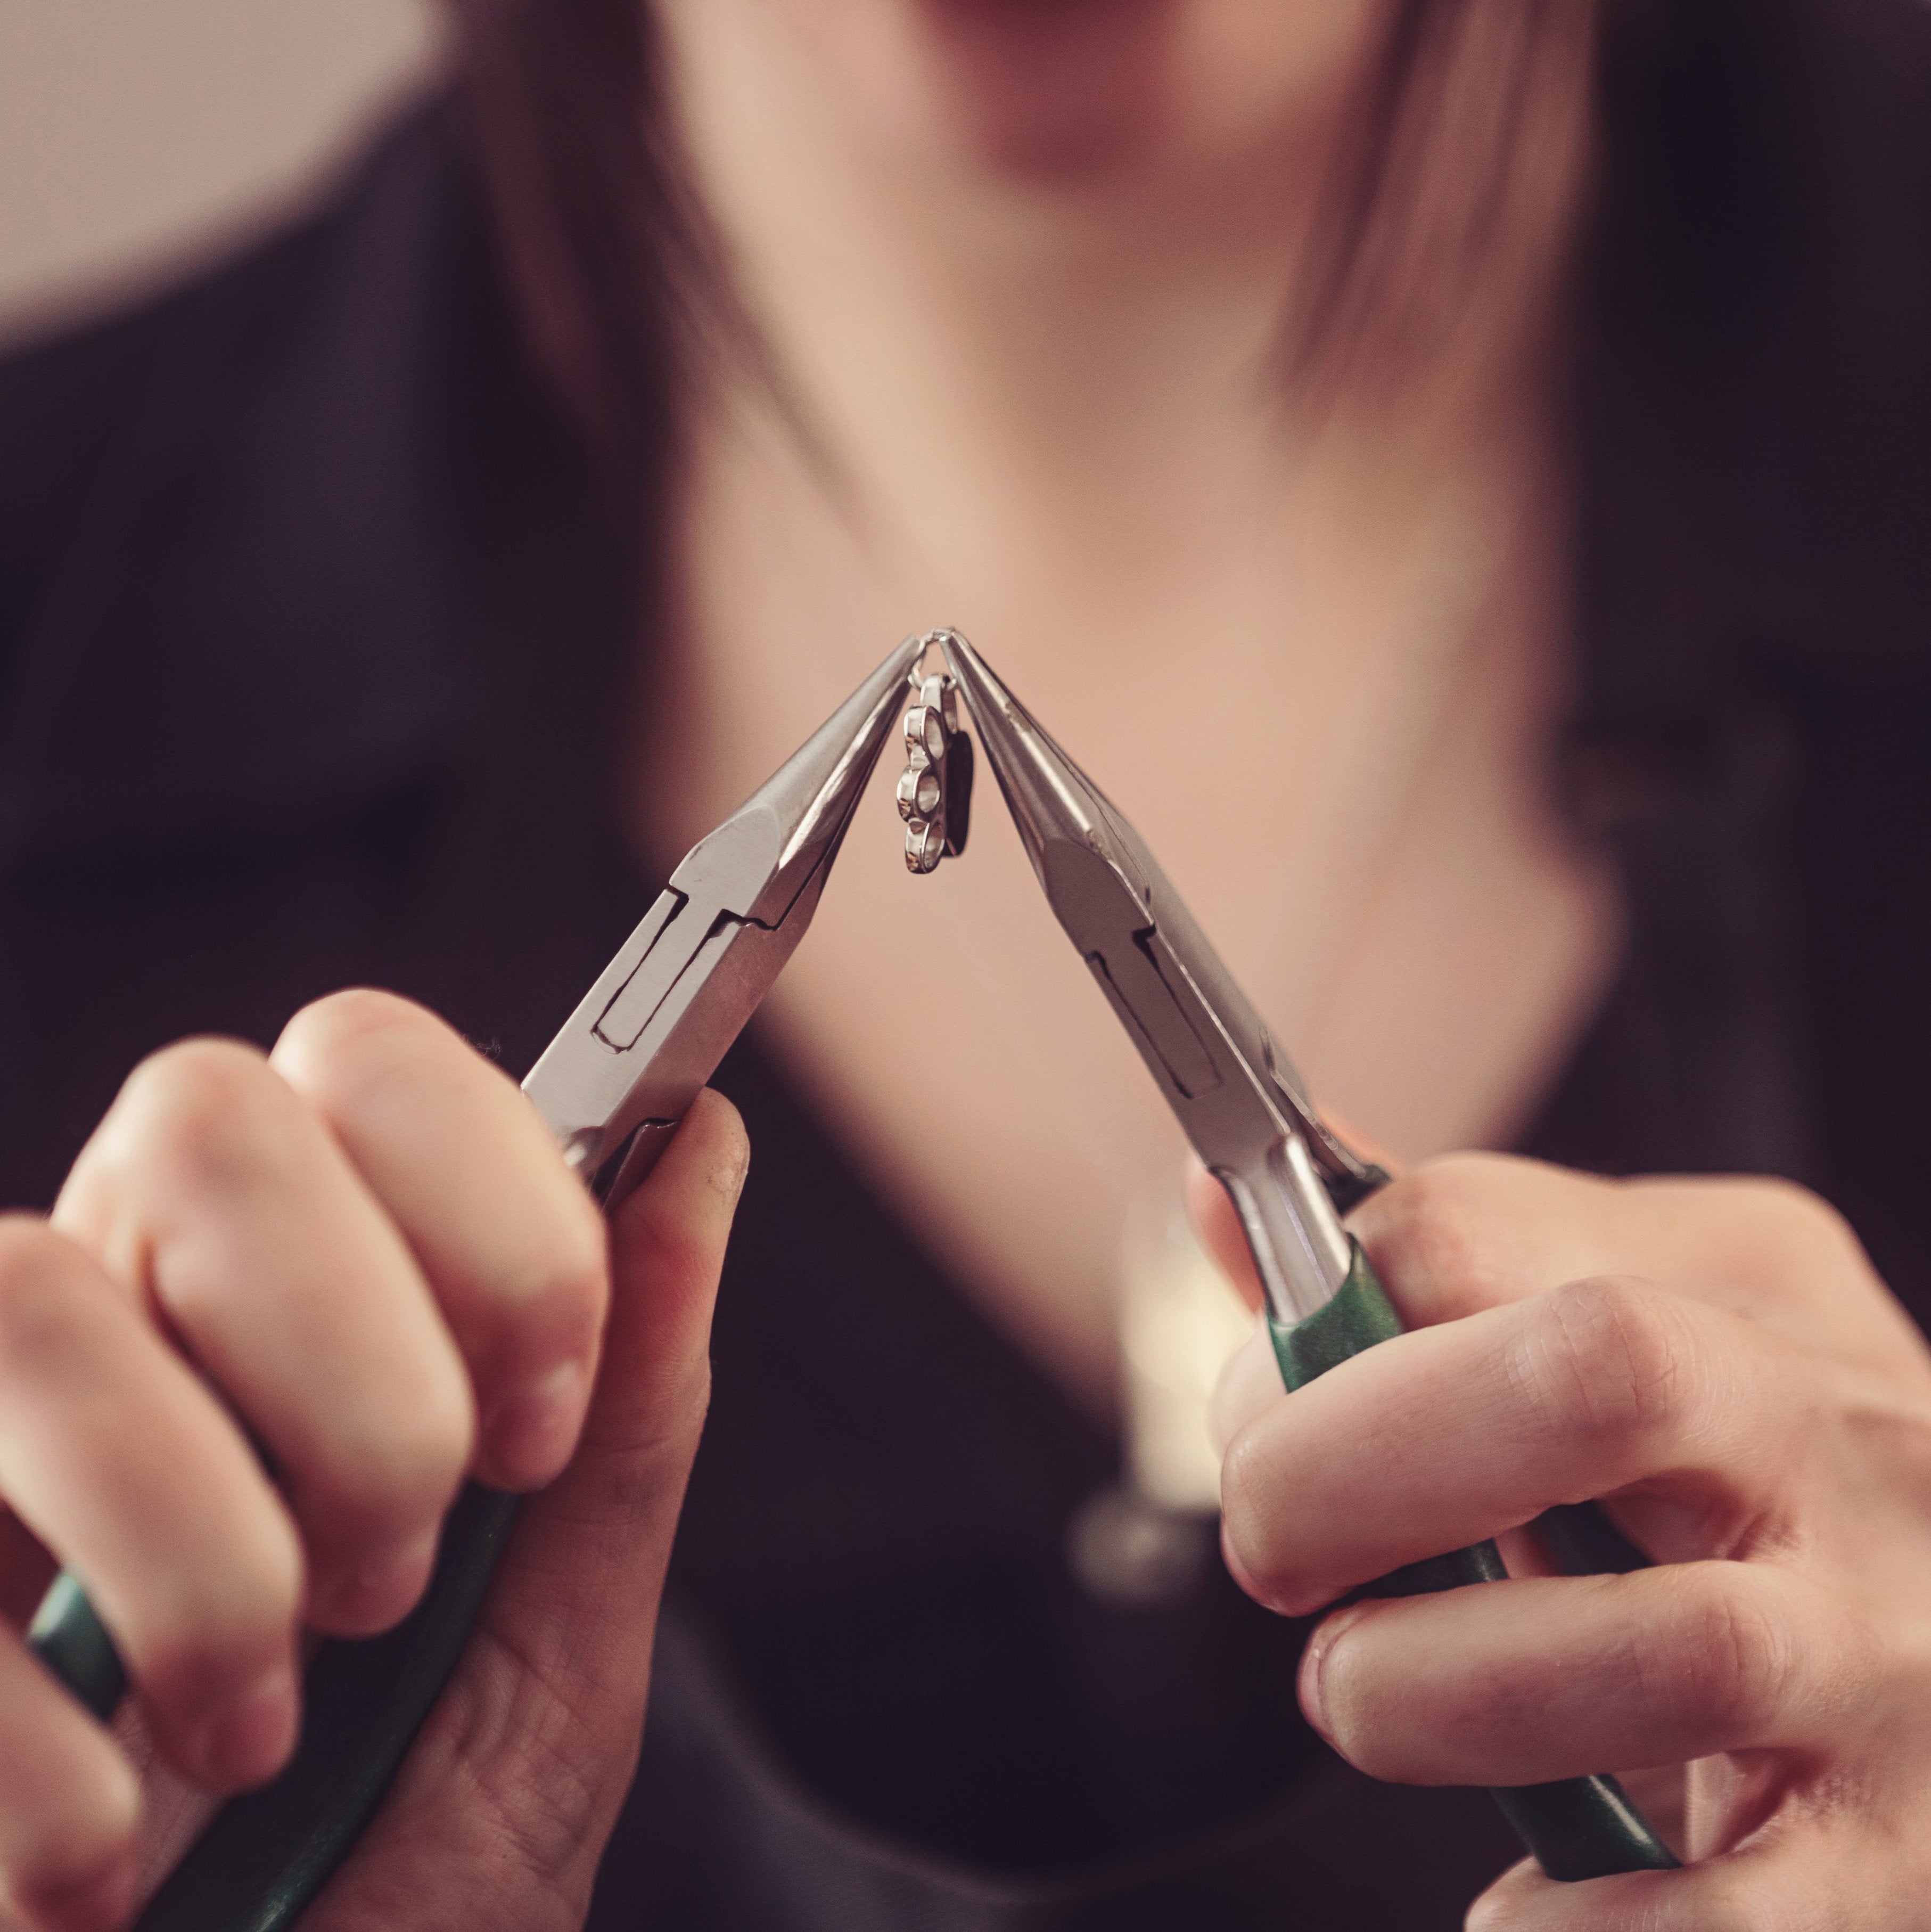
xmin=1220 ymin=1520 xmax=1267 ymax=1602
xmin=489 ymin=1357 xmax=588 ymax=1488
xmin=29 ymin=1850 xmax=137 ymax=1932
xmin=198 ymin=1668 xmax=297 ymax=1788
xmin=1219 ymin=1520 xmax=1305 ymax=1613
xmin=322 ymin=1526 xmax=439 ymax=1634
xmin=1300 ymin=1603 xmax=1369 ymax=1746
xmin=714 ymin=1139 xmax=750 ymax=1209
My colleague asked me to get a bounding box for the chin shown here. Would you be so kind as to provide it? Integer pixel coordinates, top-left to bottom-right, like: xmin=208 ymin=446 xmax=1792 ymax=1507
xmin=779 ymin=0 xmax=1376 ymax=183
xmin=913 ymin=0 xmax=1200 ymax=176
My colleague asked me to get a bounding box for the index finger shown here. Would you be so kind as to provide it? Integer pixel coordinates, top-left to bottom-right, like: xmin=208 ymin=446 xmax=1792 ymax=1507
xmin=1351 ymin=1155 xmax=1917 ymax=1368
xmin=270 ymin=990 xmax=611 ymax=1493
xmin=1220 ymin=1272 xmax=1812 ymax=1614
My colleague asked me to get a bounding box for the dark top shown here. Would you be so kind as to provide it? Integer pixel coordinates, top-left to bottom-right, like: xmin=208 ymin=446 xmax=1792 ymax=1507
xmin=3 ymin=2 xmax=1930 ymax=1925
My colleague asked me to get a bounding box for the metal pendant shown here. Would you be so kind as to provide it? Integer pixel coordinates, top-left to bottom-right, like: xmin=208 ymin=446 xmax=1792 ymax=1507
xmin=897 ymin=667 xmax=973 ymax=872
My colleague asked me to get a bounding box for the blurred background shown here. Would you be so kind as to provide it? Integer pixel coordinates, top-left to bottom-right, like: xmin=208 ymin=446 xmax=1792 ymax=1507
xmin=0 ymin=0 xmax=442 ymax=347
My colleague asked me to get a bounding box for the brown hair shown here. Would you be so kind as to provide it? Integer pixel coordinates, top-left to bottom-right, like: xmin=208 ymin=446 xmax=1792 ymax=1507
xmin=440 ymin=0 xmax=702 ymax=466
xmin=443 ymin=1 xmax=1596 ymax=452
xmin=1293 ymin=1 xmax=1597 ymax=404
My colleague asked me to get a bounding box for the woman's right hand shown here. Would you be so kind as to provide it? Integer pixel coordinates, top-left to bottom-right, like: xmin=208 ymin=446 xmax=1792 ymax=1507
xmin=0 ymin=989 xmax=745 ymax=1932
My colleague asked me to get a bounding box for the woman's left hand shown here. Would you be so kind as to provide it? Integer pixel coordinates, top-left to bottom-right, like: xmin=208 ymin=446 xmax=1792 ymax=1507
xmin=1206 ymin=1153 xmax=1931 ymax=1928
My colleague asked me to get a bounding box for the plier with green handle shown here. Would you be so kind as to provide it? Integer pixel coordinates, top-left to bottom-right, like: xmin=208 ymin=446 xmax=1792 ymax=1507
xmin=25 ymin=632 xmax=933 ymax=1932
xmin=26 ymin=618 xmax=1673 ymax=1924
xmin=938 ymin=627 xmax=1679 ymax=1884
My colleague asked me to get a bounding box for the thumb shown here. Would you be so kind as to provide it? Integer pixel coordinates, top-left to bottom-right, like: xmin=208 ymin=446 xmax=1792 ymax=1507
xmin=299 ymin=1090 xmax=747 ymax=1932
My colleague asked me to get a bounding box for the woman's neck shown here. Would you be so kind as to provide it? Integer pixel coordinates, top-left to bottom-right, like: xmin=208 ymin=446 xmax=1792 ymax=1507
xmin=659 ymin=1 xmax=1383 ymax=596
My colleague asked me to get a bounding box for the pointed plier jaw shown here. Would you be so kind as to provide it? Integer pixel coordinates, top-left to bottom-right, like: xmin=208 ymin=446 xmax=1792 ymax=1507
xmin=937 ymin=628 xmax=1387 ymax=1327
xmin=523 ymin=632 xmax=927 ymax=1208
xmin=939 ymin=631 xmax=1685 ymax=1884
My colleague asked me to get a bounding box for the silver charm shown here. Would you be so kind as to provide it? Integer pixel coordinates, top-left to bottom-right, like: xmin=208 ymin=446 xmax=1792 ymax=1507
xmin=897 ymin=658 xmax=973 ymax=873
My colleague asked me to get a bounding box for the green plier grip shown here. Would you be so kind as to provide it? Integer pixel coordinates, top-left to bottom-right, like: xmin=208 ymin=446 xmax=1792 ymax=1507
xmin=29 ymin=1485 xmax=517 ymax=1931
xmin=1269 ymin=1241 xmax=1680 ymax=1884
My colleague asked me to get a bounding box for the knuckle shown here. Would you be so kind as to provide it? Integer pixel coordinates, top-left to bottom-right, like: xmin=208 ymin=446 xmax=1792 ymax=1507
xmin=278 ymin=987 xmax=431 ymax=1069
xmin=274 ymin=989 xmax=473 ymax=1117
xmin=1510 ymin=1274 xmax=1688 ymax=1458
xmin=1360 ymin=1159 xmax=1496 ymax=1302
xmin=1661 ymin=1569 xmax=1798 ymax=1741
xmin=113 ymin=1037 xmax=284 ymax=1194
xmin=1727 ymin=1173 xmax=1840 ymax=1236
xmin=1727 ymin=1175 xmax=1872 ymax=1281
